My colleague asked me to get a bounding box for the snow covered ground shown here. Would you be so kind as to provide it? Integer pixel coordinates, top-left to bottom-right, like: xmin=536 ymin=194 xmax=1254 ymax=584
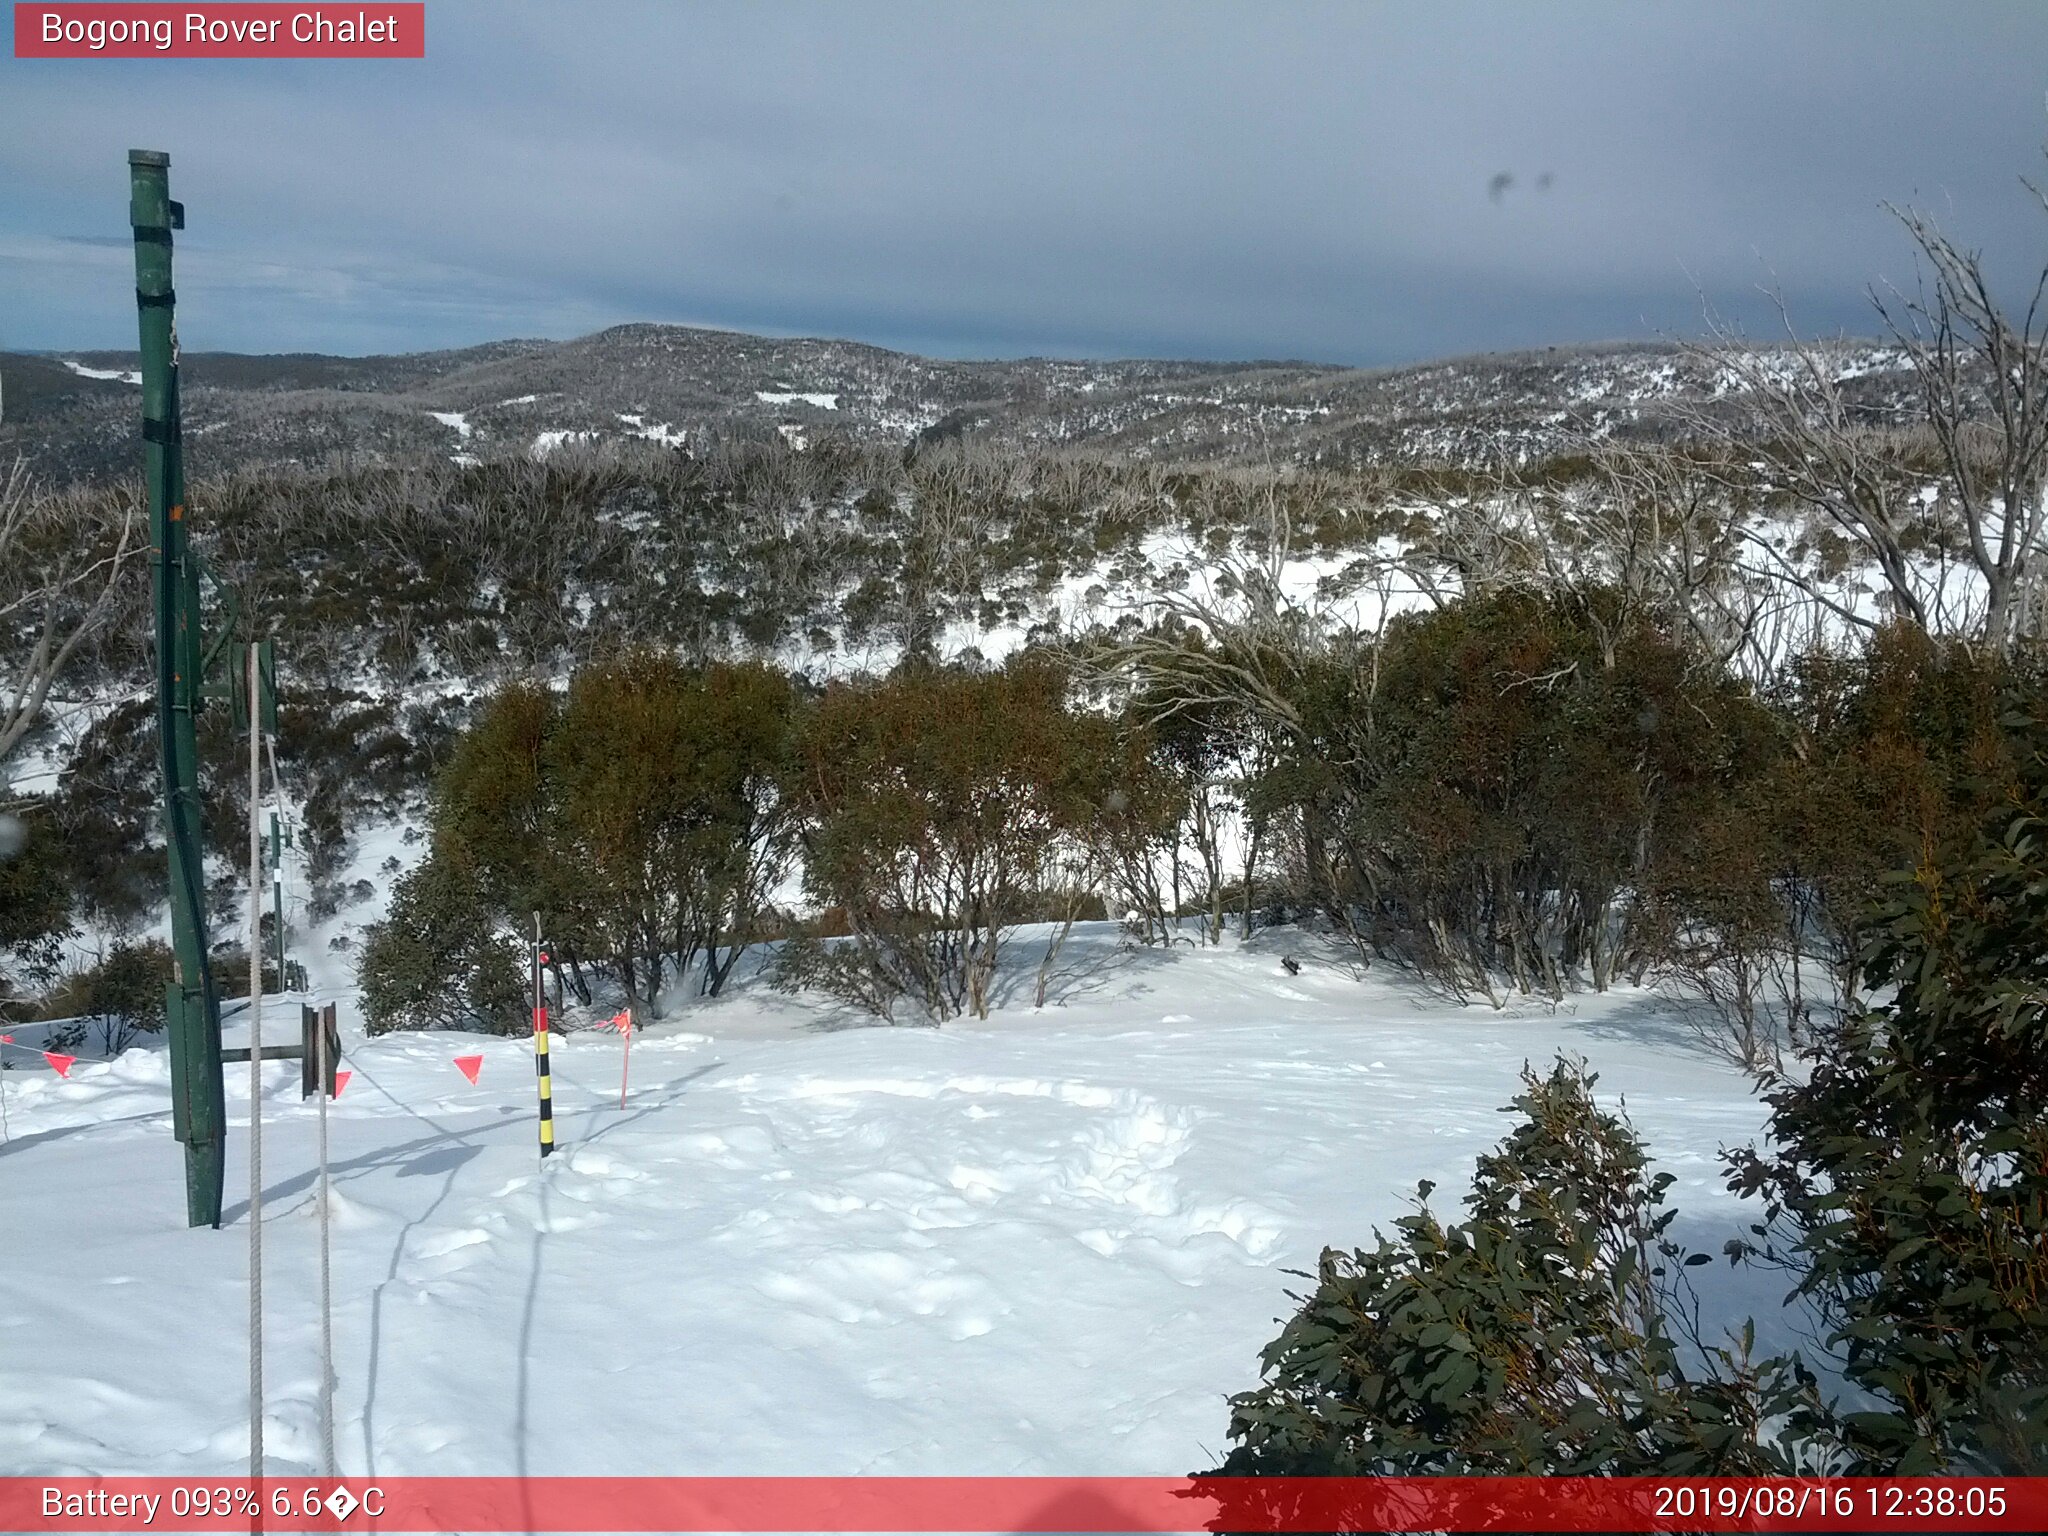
xmin=0 ymin=929 xmax=1787 ymax=1479
xmin=617 ymin=413 xmax=686 ymax=448
xmin=530 ymin=430 xmax=601 ymax=459
xmin=58 ymin=358 xmax=142 ymax=385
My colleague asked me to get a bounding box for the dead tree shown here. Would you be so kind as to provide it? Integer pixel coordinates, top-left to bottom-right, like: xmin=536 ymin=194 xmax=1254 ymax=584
xmin=1877 ymin=194 xmax=2048 ymax=652
xmin=1678 ymin=175 xmax=2048 ymax=654
xmin=0 ymin=460 xmax=138 ymax=768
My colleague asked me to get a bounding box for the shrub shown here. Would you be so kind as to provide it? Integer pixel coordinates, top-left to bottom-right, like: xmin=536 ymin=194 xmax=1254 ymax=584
xmin=1758 ymin=628 xmax=2043 ymax=986
xmin=1220 ymin=717 xmax=2048 ymax=1480
xmin=781 ymin=659 xmax=1131 ymax=1021
xmin=430 ymin=656 xmax=799 ymax=1016
xmin=1280 ymin=588 xmax=1775 ymax=1004
xmin=1645 ymin=628 xmax=2047 ymax=1067
xmin=1215 ymin=1060 xmax=1818 ymax=1475
xmin=32 ymin=940 xmax=173 ymax=1055
xmin=207 ymin=951 xmax=282 ymax=1002
xmin=357 ymin=853 xmax=525 ymax=1035
xmin=1727 ymin=710 xmax=2048 ymax=1472
xmin=85 ymin=940 xmax=172 ymax=1054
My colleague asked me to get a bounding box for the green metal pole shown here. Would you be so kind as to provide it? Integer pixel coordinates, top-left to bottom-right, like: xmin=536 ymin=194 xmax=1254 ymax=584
xmin=132 ymin=149 xmax=225 ymax=1229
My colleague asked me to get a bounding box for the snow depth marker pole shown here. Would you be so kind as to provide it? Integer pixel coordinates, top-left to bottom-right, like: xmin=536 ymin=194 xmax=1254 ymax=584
xmin=616 ymin=1008 xmax=633 ymax=1110
xmin=533 ymin=913 xmax=556 ymax=1158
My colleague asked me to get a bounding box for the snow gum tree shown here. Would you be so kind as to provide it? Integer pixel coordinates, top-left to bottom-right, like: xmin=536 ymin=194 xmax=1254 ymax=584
xmin=1218 ymin=710 xmax=2048 ymax=1478
xmin=0 ymin=459 xmax=137 ymax=768
xmin=531 ymin=652 xmax=797 ymax=1017
xmin=1274 ymin=588 xmax=1774 ymax=1004
xmin=1727 ymin=709 xmax=2048 ymax=1472
xmin=365 ymin=654 xmax=799 ymax=1030
xmin=358 ymin=850 xmax=526 ymax=1036
xmin=781 ymin=659 xmax=1132 ymax=1021
xmin=1682 ymin=171 xmax=2048 ymax=654
xmin=546 ymin=651 xmax=710 ymax=1018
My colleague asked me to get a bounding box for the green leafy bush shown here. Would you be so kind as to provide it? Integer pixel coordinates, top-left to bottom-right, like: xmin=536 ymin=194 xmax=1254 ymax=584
xmin=1277 ymin=588 xmax=1775 ymax=1004
xmin=85 ymin=940 xmax=173 ymax=1054
xmin=1217 ymin=1060 xmax=1819 ymax=1475
xmin=1728 ymin=711 xmax=2048 ymax=1473
xmin=32 ymin=939 xmax=174 ymax=1055
xmin=357 ymin=853 xmax=525 ymax=1036
xmin=780 ymin=659 xmax=1137 ymax=1021
xmin=427 ymin=655 xmax=799 ymax=1017
xmin=1220 ymin=714 xmax=2048 ymax=1478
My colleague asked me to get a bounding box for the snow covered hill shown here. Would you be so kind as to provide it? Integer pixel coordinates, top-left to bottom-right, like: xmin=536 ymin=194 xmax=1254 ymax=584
xmin=1 ymin=326 xmax=1920 ymax=485
xmin=0 ymin=929 xmax=1785 ymax=1478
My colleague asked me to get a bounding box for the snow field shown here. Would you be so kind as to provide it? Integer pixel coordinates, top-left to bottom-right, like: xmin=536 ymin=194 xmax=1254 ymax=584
xmin=0 ymin=930 xmax=1782 ymax=1478
xmin=58 ymin=359 xmax=142 ymax=385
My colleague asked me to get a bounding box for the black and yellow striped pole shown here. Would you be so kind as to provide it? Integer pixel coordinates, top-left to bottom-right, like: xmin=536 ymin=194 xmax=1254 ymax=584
xmin=532 ymin=911 xmax=556 ymax=1158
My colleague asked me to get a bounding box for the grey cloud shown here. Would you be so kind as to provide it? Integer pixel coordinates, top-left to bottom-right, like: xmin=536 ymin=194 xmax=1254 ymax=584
xmin=2 ymin=0 xmax=2044 ymax=361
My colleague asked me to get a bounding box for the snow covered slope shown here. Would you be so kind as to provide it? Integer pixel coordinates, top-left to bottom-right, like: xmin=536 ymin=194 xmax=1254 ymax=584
xmin=0 ymin=931 xmax=1781 ymax=1478
xmin=4 ymin=328 xmax=1922 ymax=486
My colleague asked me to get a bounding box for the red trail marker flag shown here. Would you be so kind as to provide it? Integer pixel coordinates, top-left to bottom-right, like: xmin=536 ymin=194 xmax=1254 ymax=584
xmin=612 ymin=1010 xmax=634 ymax=1109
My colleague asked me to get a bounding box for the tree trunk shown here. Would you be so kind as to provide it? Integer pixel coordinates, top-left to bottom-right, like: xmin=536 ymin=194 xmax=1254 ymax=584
xmin=1240 ymin=821 xmax=1262 ymax=939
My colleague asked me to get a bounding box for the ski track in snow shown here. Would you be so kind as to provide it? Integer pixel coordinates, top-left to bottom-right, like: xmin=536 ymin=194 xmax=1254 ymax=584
xmin=0 ymin=931 xmax=1783 ymax=1477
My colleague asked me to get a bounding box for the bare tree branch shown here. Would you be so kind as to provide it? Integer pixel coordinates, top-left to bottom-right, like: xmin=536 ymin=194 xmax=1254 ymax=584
xmin=0 ymin=459 xmax=139 ymax=768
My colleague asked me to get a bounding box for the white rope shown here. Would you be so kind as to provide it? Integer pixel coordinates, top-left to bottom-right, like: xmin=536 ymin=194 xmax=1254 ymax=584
xmin=315 ymin=1002 xmax=335 ymax=1476
xmin=257 ymin=670 xmax=335 ymax=1474
xmin=247 ymin=643 xmax=264 ymax=1480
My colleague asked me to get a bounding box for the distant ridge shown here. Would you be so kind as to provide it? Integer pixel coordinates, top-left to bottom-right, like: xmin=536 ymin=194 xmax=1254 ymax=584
xmin=0 ymin=323 xmax=1910 ymax=486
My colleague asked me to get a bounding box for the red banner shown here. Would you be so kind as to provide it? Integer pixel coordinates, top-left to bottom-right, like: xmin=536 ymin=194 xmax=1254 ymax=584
xmin=12 ymin=5 xmax=425 ymax=58
xmin=1 ymin=1476 xmax=2043 ymax=1532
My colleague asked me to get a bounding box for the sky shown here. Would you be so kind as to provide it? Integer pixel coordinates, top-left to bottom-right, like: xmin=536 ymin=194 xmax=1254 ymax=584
xmin=3 ymin=0 xmax=2046 ymax=366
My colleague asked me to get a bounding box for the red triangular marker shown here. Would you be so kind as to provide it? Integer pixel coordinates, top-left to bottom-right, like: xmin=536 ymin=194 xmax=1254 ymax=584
xmin=43 ymin=1051 xmax=76 ymax=1078
xmin=332 ymin=1069 xmax=352 ymax=1098
xmin=610 ymin=1010 xmax=632 ymax=1033
xmin=452 ymin=1054 xmax=483 ymax=1086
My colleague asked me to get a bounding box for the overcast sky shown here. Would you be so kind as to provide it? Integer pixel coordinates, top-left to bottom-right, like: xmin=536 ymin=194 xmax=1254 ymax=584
xmin=4 ymin=1 xmax=2046 ymax=365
